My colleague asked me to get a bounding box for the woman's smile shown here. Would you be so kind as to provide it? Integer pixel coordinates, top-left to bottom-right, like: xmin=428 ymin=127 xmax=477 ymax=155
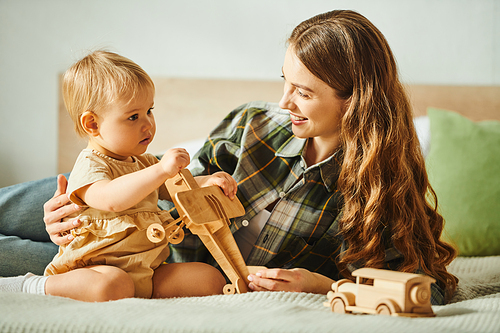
xmin=289 ymin=112 xmax=308 ymax=125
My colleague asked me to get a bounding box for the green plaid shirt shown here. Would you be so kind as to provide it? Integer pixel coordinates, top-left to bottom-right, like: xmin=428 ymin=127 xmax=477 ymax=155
xmin=165 ymin=101 xmax=445 ymax=305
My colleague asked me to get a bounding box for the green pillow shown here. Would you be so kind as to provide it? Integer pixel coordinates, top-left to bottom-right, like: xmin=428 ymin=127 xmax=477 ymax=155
xmin=426 ymin=108 xmax=500 ymax=256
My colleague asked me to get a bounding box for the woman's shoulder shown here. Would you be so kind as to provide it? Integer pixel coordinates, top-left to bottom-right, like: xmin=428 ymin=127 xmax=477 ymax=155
xmin=229 ymin=101 xmax=291 ymax=131
xmin=234 ymin=101 xmax=288 ymax=118
xmin=206 ymin=101 xmax=291 ymax=142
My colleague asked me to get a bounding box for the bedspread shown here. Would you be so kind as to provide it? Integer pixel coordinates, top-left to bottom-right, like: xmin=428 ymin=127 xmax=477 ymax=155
xmin=1 ymin=256 xmax=499 ymax=333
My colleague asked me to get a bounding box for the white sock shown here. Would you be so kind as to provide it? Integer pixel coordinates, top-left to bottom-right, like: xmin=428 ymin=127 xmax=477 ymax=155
xmin=0 ymin=273 xmax=47 ymax=295
xmin=22 ymin=273 xmax=48 ymax=294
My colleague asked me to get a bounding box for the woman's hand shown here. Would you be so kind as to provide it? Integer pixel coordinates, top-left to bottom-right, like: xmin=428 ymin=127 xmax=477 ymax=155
xmin=194 ymin=172 xmax=238 ymax=199
xmin=247 ymin=268 xmax=334 ymax=294
xmin=43 ymin=174 xmax=82 ymax=245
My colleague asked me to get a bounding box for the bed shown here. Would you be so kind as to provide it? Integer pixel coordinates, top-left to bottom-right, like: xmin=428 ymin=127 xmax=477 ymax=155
xmin=1 ymin=256 xmax=498 ymax=332
xmin=2 ymin=79 xmax=499 ymax=332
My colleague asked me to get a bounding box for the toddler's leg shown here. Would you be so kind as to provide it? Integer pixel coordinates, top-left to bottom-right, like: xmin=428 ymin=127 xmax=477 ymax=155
xmin=0 ymin=273 xmax=48 ymax=294
xmin=45 ymin=265 xmax=135 ymax=302
xmin=152 ymin=262 xmax=226 ymax=298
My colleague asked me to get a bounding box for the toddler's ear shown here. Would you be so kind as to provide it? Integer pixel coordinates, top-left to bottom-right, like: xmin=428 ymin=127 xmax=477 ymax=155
xmin=80 ymin=111 xmax=99 ymax=136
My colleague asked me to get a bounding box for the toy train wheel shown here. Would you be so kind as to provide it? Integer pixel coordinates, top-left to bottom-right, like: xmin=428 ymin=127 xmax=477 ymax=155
xmin=223 ymin=284 xmax=236 ymax=295
xmin=410 ymin=285 xmax=431 ymax=305
xmin=330 ymin=297 xmax=347 ymax=314
xmin=375 ymin=299 xmax=400 ymax=315
xmin=376 ymin=304 xmax=391 ymax=315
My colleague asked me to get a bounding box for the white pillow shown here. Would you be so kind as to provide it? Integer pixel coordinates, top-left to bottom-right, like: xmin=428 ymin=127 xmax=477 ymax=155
xmin=414 ymin=115 xmax=431 ymax=158
xmin=170 ymin=139 xmax=205 ymax=158
xmin=168 ymin=138 xmax=206 ymax=169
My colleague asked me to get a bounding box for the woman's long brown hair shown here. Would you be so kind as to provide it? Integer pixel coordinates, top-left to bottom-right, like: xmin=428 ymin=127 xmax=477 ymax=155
xmin=289 ymin=10 xmax=457 ymax=300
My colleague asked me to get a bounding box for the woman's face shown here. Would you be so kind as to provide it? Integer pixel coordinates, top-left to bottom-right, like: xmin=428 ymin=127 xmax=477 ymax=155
xmin=279 ymin=46 xmax=346 ymax=151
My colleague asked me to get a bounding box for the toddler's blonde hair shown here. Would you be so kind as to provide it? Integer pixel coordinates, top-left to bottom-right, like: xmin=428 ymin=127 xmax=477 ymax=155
xmin=62 ymin=50 xmax=155 ymax=137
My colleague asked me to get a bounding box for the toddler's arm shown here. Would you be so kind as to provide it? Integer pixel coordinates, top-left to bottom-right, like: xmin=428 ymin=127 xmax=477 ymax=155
xmin=76 ymin=148 xmax=190 ymax=212
xmin=194 ymin=172 xmax=238 ymax=200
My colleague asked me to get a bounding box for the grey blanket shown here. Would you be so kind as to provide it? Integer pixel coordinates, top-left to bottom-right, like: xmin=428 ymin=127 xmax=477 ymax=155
xmin=1 ymin=256 xmax=499 ymax=333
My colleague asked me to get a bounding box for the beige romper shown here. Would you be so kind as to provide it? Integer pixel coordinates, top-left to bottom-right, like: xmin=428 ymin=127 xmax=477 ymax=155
xmin=45 ymin=149 xmax=173 ymax=298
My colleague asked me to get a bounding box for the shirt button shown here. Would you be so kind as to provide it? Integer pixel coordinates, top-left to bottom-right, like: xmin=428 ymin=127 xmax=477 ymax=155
xmin=279 ymin=192 xmax=286 ymax=198
xmin=242 ymin=220 xmax=249 ymax=227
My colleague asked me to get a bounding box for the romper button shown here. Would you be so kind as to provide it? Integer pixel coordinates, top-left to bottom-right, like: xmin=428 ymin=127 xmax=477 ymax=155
xmin=279 ymin=192 xmax=286 ymax=198
xmin=242 ymin=220 xmax=249 ymax=227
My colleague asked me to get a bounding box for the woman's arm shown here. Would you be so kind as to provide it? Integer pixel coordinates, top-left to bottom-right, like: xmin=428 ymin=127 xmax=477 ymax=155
xmin=247 ymin=268 xmax=335 ymax=294
xmin=189 ymin=103 xmax=250 ymax=178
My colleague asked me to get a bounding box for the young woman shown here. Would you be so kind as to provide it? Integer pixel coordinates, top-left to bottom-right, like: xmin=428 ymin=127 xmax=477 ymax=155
xmin=2 ymin=10 xmax=457 ymax=304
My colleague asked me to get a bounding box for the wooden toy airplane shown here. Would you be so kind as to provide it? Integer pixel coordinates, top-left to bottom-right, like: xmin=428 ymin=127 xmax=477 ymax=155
xmin=146 ymin=169 xmax=252 ymax=294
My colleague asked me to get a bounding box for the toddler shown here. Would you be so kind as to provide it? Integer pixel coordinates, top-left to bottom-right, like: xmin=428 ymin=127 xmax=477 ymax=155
xmin=1 ymin=50 xmax=236 ymax=301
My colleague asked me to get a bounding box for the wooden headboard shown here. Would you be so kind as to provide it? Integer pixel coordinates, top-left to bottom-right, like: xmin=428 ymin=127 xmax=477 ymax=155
xmin=58 ymin=79 xmax=500 ymax=174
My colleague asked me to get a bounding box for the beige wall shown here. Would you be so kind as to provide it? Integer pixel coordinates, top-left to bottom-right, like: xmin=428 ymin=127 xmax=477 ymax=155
xmin=1 ymin=0 xmax=499 ymax=187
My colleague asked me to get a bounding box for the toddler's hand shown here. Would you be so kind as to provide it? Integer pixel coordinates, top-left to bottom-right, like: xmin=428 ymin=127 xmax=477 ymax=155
xmin=160 ymin=148 xmax=190 ymax=178
xmin=195 ymin=172 xmax=237 ymax=200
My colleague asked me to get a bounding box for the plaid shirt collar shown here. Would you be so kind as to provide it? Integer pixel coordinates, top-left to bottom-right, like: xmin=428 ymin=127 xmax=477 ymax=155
xmin=276 ymin=134 xmax=341 ymax=193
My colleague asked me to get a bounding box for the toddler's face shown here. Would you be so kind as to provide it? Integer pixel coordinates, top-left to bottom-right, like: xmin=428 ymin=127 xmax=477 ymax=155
xmin=94 ymin=88 xmax=156 ymax=161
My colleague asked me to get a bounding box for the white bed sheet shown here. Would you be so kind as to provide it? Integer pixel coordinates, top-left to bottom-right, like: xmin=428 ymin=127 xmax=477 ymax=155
xmin=1 ymin=256 xmax=499 ymax=333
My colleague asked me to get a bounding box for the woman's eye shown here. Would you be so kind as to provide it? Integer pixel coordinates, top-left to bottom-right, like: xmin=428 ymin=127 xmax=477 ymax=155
xmin=297 ymin=89 xmax=309 ymax=98
xmin=147 ymin=107 xmax=154 ymax=115
xmin=128 ymin=114 xmax=138 ymax=121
